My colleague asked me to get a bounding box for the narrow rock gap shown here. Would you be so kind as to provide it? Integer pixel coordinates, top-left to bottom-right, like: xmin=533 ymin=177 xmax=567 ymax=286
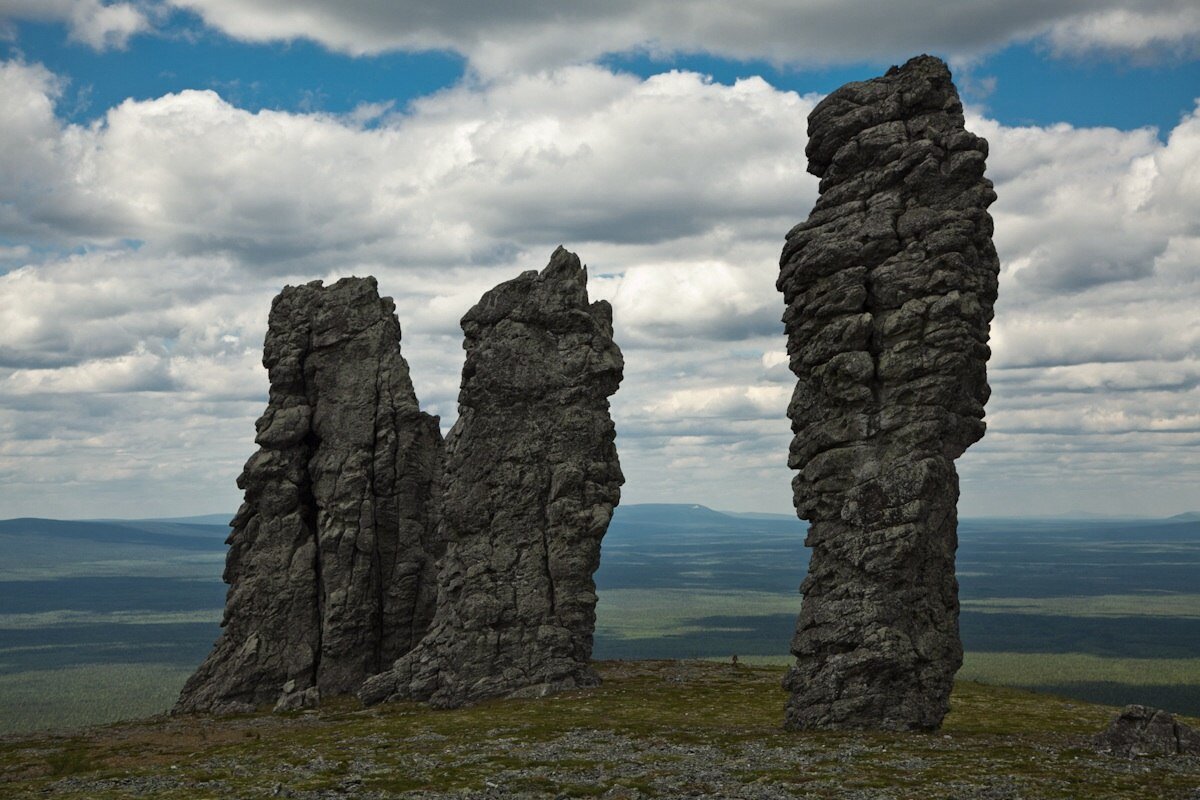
xmin=301 ymin=428 xmax=323 ymax=691
xmin=370 ymin=357 xmax=385 ymax=675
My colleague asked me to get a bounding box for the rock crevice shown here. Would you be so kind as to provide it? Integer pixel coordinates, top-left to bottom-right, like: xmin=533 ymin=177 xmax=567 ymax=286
xmin=777 ymin=55 xmax=999 ymax=730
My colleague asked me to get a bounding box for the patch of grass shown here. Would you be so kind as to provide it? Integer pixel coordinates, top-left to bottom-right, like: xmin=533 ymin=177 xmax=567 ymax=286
xmin=960 ymin=652 xmax=1200 ymax=688
xmin=595 ymin=589 xmax=798 ymax=640
xmin=0 ymin=663 xmax=194 ymax=735
xmin=43 ymin=743 xmax=97 ymax=778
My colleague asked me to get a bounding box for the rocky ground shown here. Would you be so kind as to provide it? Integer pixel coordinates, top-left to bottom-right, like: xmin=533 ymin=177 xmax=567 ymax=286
xmin=2 ymin=661 xmax=1198 ymax=799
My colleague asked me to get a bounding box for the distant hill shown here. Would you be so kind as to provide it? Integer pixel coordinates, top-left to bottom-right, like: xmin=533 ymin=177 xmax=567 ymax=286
xmin=1168 ymin=511 xmax=1200 ymax=522
xmin=607 ymin=504 xmax=805 ymax=540
xmin=719 ymin=510 xmax=798 ymax=521
xmin=0 ymin=518 xmax=228 ymax=551
xmin=142 ymin=514 xmax=233 ymax=526
xmin=610 ymin=503 xmax=734 ymax=525
xmin=0 ymin=517 xmax=228 ymax=579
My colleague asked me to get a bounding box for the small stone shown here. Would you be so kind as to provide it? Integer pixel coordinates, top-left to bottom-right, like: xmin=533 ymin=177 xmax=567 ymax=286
xmin=273 ymin=686 xmax=320 ymax=713
xmin=1095 ymin=705 xmax=1200 ymax=757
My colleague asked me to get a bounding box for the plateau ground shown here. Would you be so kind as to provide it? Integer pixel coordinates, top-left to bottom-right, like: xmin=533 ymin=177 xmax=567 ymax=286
xmin=2 ymin=661 xmax=1198 ymax=799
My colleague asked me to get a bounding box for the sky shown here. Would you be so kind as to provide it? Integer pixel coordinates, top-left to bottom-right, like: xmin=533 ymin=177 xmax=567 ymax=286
xmin=0 ymin=2 xmax=1199 ymax=520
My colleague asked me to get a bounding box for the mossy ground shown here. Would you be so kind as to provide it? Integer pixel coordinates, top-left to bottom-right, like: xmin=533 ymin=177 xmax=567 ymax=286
xmin=1 ymin=661 xmax=1197 ymax=799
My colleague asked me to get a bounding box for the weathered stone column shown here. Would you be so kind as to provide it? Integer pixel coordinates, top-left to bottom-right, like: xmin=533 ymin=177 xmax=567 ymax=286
xmin=176 ymin=277 xmax=443 ymax=714
xmin=361 ymin=247 xmax=624 ymax=708
xmin=777 ymin=55 xmax=999 ymax=730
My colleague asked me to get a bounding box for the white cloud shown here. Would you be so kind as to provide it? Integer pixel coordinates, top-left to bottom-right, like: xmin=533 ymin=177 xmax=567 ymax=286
xmin=1046 ymin=4 xmax=1200 ymax=60
xmin=613 ymin=260 xmax=781 ymax=344
xmin=0 ymin=249 xmax=247 ymax=368
xmin=955 ymin=99 xmax=1200 ymax=515
xmin=969 ymin=115 xmax=1170 ymax=294
xmin=5 ymin=346 xmax=174 ymax=394
xmin=165 ymin=0 xmax=1200 ymax=73
xmin=645 ymin=385 xmax=790 ymax=420
xmin=0 ymin=56 xmax=1199 ymax=518
xmin=0 ymin=61 xmax=813 ymax=270
xmin=0 ymin=0 xmax=148 ymax=50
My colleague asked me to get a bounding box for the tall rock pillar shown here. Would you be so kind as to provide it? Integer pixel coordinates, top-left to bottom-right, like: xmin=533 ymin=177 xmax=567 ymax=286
xmin=176 ymin=277 xmax=444 ymax=714
xmin=777 ymin=55 xmax=999 ymax=730
xmin=361 ymin=246 xmax=624 ymax=708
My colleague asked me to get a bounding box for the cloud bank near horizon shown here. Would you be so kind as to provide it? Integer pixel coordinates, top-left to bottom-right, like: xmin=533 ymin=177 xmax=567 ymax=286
xmin=1 ymin=49 xmax=1198 ymax=519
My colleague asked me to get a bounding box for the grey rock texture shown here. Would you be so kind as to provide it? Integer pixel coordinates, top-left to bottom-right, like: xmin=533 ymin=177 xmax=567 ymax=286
xmin=176 ymin=277 xmax=444 ymax=714
xmin=1095 ymin=705 xmax=1200 ymax=757
xmin=360 ymin=247 xmax=623 ymax=708
xmin=777 ymin=55 xmax=999 ymax=730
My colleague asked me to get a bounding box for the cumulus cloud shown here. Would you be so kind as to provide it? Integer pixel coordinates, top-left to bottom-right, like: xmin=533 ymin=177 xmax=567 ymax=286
xmin=955 ymin=99 xmax=1200 ymax=515
xmin=0 ymin=56 xmax=1198 ymax=518
xmin=165 ymin=0 xmax=1200 ymax=73
xmin=0 ymin=249 xmax=252 ymax=369
xmin=0 ymin=61 xmax=812 ymax=269
xmin=5 ymin=346 xmax=176 ymax=394
xmin=612 ymin=261 xmax=781 ymax=344
xmin=0 ymin=0 xmax=148 ymax=50
xmin=969 ymin=116 xmax=1171 ymax=294
xmin=1046 ymin=3 xmax=1200 ymax=60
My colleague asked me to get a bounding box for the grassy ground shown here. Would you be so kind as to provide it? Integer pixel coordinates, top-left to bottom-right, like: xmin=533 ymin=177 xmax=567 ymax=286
xmin=959 ymin=652 xmax=1200 ymax=687
xmin=1 ymin=660 xmax=1197 ymax=799
xmin=0 ymin=664 xmax=195 ymax=736
xmin=8 ymin=650 xmax=1200 ymax=737
xmin=595 ymin=589 xmax=797 ymax=640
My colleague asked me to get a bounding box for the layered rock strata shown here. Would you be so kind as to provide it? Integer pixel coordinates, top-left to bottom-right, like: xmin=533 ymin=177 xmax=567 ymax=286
xmin=777 ymin=55 xmax=999 ymax=730
xmin=360 ymin=247 xmax=624 ymax=708
xmin=176 ymin=277 xmax=444 ymax=714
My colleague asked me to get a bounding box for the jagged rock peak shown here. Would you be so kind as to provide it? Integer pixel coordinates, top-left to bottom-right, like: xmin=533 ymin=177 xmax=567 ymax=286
xmin=360 ymin=246 xmax=624 ymax=709
xmin=777 ymin=55 xmax=999 ymax=730
xmin=175 ymin=276 xmax=444 ymax=714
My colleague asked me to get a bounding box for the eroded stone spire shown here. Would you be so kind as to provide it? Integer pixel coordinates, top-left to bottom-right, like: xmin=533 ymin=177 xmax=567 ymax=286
xmin=360 ymin=247 xmax=624 ymax=708
xmin=777 ymin=55 xmax=999 ymax=730
xmin=176 ymin=277 xmax=443 ymax=714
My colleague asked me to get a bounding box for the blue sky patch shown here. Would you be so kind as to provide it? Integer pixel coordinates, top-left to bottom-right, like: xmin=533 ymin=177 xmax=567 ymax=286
xmin=5 ymin=16 xmax=466 ymax=122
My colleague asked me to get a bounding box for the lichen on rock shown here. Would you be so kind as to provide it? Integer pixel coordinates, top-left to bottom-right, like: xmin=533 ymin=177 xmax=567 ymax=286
xmin=777 ymin=55 xmax=999 ymax=730
xmin=175 ymin=277 xmax=443 ymax=714
xmin=360 ymin=246 xmax=624 ymax=708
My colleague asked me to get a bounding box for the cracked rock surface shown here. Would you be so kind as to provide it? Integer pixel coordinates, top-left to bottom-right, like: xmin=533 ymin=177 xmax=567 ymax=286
xmin=361 ymin=247 xmax=624 ymax=708
xmin=777 ymin=55 xmax=999 ymax=730
xmin=176 ymin=277 xmax=444 ymax=714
